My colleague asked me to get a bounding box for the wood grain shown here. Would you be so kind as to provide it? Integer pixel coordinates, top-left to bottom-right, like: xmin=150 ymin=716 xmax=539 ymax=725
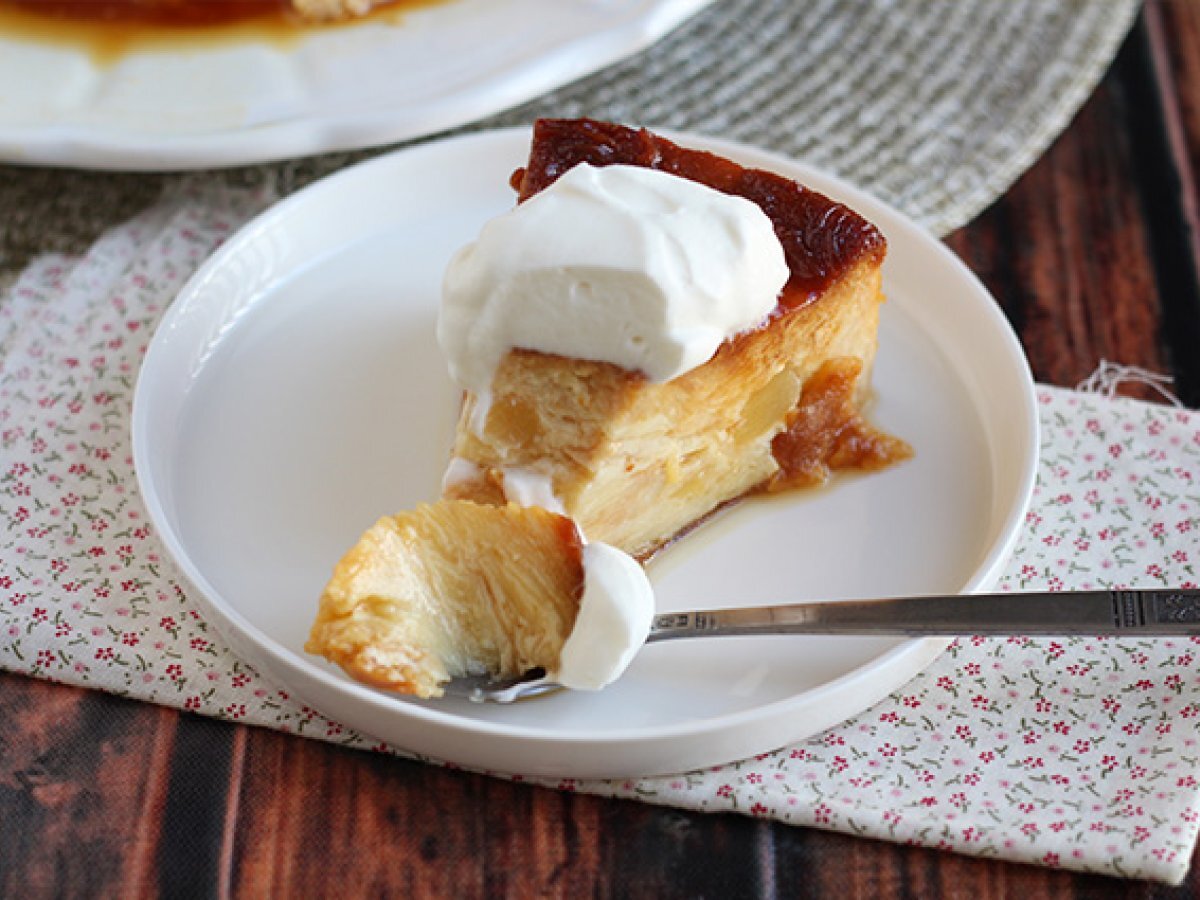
xmin=0 ymin=672 xmax=182 ymax=897
xmin=1141 ymin=0 xmax=1200 ymax=408
xmin=222 ymin=727 xmax=772 ymax=898
xmin=945 ymin=0 xmax=1200 ymax=409
xmin=4 ymin=666 xmax=1194 ymax=898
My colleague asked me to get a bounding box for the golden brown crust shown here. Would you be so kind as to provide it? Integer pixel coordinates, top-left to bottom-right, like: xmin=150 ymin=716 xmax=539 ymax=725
xmin=306 ymin=501 xmax=584 ymax=698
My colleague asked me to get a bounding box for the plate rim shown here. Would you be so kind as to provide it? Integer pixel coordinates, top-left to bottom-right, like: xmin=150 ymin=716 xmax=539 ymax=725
xmin=132 ymin=125 xmax=1039 ymax=774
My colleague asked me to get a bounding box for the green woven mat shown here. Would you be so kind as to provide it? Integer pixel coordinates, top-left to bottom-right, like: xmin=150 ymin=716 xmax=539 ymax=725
xmin=0 ymin=0 xmax=1140 ymax=284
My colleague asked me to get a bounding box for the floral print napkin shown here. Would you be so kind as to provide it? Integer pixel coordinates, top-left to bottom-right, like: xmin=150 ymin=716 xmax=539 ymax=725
xmin=2 ymin=188 xmax=1199 ymax=884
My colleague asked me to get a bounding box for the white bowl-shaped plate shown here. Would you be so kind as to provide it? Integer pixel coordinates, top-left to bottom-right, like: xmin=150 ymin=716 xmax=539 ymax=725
xmin=0 ymin=0 xmax=712 ymax=170
xmin=132 ymin=127 xmax=1038 ymax=778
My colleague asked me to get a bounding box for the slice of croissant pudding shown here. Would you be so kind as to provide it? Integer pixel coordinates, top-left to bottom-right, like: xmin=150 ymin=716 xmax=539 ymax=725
xmin=305 ymin=500 xmax=654 ymax=699
xmin=440 ymin=118 xmax=911 ymax=561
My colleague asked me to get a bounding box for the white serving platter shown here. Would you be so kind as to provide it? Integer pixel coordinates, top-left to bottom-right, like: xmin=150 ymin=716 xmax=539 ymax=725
xmin=0 ymin=0 xmax=712 ymax=169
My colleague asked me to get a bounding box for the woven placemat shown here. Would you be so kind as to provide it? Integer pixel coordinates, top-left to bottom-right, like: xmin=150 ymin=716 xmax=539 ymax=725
xmin=0 ymin=0 xmax=1140 ymax=280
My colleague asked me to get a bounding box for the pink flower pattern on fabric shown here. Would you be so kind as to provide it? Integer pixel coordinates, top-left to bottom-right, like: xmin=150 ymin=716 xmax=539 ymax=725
xmin=1 ymin=190 xmax=1199 ymax=884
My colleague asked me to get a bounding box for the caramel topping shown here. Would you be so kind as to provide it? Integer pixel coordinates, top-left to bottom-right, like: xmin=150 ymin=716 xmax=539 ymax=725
xmin=2 ymin=0 xmax=290 ymax=26
xmin=514 ymin=118 xmax=887 ymax=313
xmin=768 ymin=358 xmax=912 ymax=490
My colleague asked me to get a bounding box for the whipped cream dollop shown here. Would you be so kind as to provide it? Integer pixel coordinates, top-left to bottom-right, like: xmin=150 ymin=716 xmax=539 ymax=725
xmin=438 ymin=162 xmax=789 ymax=406
xmin=553 ymin=542 xmax=655 ymax=691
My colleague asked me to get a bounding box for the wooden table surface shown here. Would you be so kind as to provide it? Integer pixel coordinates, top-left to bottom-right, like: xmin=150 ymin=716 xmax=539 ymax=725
xmin=4 ymin=2 xmax=1200 ymax=896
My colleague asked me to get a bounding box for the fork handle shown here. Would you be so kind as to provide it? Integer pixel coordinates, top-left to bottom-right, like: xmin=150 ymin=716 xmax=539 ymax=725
xmin=645 ymin=589 xmax=1200 ymax=640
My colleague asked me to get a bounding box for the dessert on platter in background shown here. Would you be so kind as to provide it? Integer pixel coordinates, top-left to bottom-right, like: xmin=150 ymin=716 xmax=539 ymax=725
xmin=306 ymin=118 xmax=911 ymax=699
xmin=0 ymin=0 xmax=427 ymax=27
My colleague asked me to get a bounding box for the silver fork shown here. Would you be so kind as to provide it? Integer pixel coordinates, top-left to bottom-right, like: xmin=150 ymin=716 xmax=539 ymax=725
xmin=442 ymin=587 xmax=1200 ymax=703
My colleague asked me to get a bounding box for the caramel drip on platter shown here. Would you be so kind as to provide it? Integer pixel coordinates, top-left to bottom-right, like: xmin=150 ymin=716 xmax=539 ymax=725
xmin=0 ymin=0 xmax=450 ymax=61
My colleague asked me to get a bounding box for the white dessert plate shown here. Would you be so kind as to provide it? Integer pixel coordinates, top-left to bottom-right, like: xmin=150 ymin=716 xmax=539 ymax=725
xmin=132 ymin=127 xmax=1039 ymax=779
xmin=0 ymin=0 xmax=711 ymax=170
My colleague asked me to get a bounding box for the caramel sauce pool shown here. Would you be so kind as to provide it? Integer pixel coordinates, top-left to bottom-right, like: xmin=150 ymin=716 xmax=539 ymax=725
xmin=0 ymin=0 xmax=451 ymax=62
